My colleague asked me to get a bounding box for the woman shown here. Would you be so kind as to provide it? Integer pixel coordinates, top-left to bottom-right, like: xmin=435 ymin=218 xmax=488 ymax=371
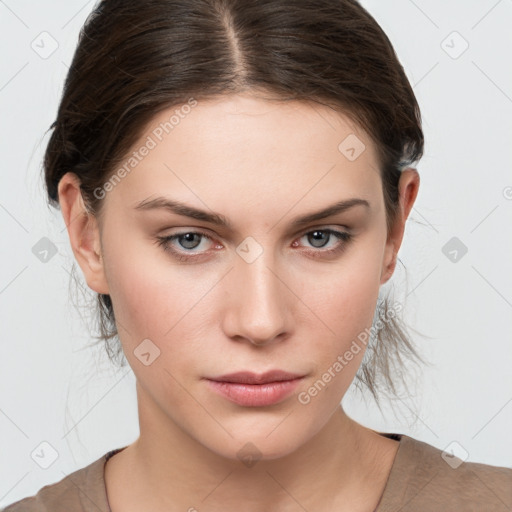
xmin=3 ymin=0 xmax=511 ymax=511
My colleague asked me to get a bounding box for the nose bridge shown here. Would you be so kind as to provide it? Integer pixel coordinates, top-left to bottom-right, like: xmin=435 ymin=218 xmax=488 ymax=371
xmin=226 ymin=241 xmax=289 ymax=345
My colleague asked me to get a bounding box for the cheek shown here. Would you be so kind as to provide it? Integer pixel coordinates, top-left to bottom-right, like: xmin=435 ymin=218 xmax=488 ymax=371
xmin=298 ymin=234 xmax=385 ymax=383
xmin=308 ymin=233 xmax=384 ymax=328
xmin=102 ymin=229 xmax=220 ymax=363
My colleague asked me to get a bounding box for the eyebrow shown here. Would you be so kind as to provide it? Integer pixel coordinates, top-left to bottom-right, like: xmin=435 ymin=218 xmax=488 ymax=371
xmin=134 ymin=196 xmax=370 ymax=229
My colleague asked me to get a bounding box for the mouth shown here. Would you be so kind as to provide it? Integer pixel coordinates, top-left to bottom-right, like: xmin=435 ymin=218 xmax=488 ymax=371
xmin=204 ymin=370 xmax=306 ymax=407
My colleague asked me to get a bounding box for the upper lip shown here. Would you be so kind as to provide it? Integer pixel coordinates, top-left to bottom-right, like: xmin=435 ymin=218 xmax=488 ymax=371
xmin=207 ymin=370 xmax=304 ymax=385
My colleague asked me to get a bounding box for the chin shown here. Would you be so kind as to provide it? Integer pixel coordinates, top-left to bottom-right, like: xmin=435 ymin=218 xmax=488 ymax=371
xmin=202 ymin=419 xmax=318 ymax=464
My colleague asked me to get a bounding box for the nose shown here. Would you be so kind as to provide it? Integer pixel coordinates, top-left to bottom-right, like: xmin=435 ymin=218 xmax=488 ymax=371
xmin=222 ymin=251 xmax=292 ymax=347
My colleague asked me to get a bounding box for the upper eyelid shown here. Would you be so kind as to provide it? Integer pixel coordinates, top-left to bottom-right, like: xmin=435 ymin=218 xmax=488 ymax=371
xmin=165 ymin=225 xmax=348 ymax=236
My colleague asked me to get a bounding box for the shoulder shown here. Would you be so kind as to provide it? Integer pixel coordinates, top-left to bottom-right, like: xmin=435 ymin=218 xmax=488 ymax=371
xmin=377 ymin=434 xmax=512 ymax=512
xmin=1 ymin=448 xmax=124 ymax=512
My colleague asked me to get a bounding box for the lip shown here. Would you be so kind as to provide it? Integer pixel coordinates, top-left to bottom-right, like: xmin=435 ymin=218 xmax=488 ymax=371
xmin=209 ymin=370 xmax=304 ymax=385
xmin=205 ymin=370 xmax=305 ymax=407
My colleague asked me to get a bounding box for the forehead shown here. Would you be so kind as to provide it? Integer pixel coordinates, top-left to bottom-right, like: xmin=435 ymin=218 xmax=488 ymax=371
xmin=106 ymin=93 xmax=382 ymax=216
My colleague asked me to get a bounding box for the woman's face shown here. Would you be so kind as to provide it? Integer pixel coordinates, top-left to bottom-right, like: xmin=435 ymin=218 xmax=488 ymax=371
xmin=71 ymin=93 xmax=411 ymax=460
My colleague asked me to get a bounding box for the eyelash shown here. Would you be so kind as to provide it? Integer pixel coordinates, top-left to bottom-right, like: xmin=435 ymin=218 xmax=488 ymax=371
xmin=155 ymin=228 xmax=353 ymax=262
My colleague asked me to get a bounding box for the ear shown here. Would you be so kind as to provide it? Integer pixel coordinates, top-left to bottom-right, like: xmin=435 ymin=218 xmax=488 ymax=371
xmin=58 ymin=172 xmax=110 ymax=294
xmin=380 ymin=168 xmax=420 ymax=284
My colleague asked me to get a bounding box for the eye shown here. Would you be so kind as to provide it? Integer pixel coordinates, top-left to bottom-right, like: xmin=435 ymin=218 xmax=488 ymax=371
xmin=293 ymin=229 xmax=353 ymax=257
xmin=155 ymin=228 xmax=353 ymax=262
xmin=155 ymin=230 xmax=217 ymax=260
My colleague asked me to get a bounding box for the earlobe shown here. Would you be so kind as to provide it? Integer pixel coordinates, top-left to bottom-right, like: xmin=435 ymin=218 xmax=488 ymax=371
xmin=58 ymin=172 xmax=110 ymax=295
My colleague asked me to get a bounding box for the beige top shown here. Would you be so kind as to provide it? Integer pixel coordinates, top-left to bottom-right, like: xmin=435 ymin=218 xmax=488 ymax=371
xmin=2 ymin=434 xmax=511 ymax=511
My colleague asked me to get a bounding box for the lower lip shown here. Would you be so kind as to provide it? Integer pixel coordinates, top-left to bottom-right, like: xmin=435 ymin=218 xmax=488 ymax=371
xmin=206 ymin=378 xmax=303 ymax=407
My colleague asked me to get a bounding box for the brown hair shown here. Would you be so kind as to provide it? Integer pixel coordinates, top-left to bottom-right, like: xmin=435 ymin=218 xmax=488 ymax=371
xmin=44 ymin=0 xmax=425 ymax=404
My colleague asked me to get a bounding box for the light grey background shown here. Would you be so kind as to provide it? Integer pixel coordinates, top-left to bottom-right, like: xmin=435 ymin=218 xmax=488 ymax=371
xmin=1 ymin=0 xmax=511 ymax=506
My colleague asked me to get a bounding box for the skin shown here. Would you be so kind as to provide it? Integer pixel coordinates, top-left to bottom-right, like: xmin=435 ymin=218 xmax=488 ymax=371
xmin=58 ymin=92 xmax=419 ymax=512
